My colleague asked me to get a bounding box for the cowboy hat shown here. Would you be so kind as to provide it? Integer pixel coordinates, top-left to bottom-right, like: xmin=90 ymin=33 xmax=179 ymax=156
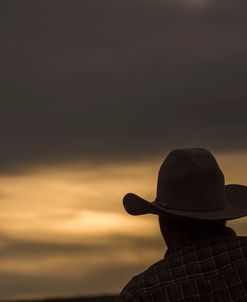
xmin=123 ymin=148 xmax=247 ymax=221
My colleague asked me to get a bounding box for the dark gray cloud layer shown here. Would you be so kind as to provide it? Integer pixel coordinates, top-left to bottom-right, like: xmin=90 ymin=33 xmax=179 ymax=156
xmin=1 ymin=0 xmax=247 ymax=172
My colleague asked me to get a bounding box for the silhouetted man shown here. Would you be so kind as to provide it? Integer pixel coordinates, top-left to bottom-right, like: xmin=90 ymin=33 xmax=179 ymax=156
xmin=118 ymin=148 xmax=247 ymax=301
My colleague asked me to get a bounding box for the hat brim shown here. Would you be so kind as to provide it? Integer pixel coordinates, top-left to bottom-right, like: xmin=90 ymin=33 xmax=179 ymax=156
xmin=123 ymin=184 xmax=247 ymax=221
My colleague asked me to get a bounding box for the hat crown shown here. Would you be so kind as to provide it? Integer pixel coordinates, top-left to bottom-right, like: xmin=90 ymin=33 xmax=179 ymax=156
xmin=156 ymin=148 xmax=226 ymax=211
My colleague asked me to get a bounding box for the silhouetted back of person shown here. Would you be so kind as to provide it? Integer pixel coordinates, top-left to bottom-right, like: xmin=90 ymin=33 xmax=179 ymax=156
xmin=117 ymin=148 xmax=247 ymax=301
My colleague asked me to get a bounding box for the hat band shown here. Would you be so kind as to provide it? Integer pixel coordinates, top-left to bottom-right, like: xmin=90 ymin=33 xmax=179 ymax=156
xmin=154 ymin=199 xmax=227 ymax=212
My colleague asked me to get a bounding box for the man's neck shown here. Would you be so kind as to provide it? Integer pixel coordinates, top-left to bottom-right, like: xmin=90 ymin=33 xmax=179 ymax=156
xmin=163 ymin=224 xmax=230 ymax=249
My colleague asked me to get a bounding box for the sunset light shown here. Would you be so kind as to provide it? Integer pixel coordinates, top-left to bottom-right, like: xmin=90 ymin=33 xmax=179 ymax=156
xmin=1 ymin=0 xmax=247 ymax=300
xmin=0 ymin=153 xmax=247 ymax=299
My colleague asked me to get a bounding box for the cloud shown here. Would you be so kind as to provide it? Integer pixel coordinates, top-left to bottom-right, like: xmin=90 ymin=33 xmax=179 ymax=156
xmin=0 ymin=219 xmax=246 ymax=300
xmin=0 ymin=232 xmax=164 ymax=300
xmin=0 ymin=160 xmax=164 ymax=300
xmin=1 ymin=2 xmax=247 ymax=298
xmin=0 ymin=0 xmax=246 ymax=173
xmin=0 ymin=155 xmax=246 ymax=300
xmin=0 ymin=233 xmax=163 ymax=262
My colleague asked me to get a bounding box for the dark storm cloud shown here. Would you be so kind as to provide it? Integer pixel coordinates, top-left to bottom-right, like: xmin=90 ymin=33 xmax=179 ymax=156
xmin=0 ymin=0 xmax=247 ymax=173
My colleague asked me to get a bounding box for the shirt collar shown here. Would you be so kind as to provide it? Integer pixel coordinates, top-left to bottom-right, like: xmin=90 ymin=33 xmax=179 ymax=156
xmin=165 ymin=226 xmax=237 ymax=258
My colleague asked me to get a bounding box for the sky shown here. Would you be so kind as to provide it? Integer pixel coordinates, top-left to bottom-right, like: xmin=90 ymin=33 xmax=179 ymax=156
xmin=0 ymin=0 xmax=247 ymax=300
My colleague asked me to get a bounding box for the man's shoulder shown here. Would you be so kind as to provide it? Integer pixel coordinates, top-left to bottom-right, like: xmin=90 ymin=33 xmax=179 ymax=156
xmin=118 ymin=235 xmax=247 ymax=301
xmin=117 ymin=259 xmax=172 ymax=301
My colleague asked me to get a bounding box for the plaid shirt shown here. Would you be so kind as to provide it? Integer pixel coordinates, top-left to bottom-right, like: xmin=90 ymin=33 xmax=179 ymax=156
xmin=117 ymin=226 xmax=247 ymax=301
